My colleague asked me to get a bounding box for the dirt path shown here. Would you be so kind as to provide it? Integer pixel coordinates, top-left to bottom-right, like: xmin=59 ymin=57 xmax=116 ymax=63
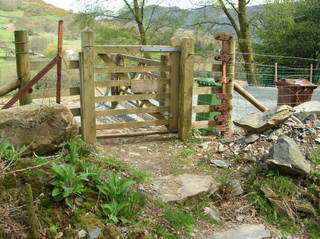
xmin=97 ymin=134 xmax=218 ymax=177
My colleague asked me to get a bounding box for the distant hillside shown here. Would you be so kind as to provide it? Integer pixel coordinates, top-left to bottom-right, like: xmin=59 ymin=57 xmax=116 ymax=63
xmin=144 ymin=4 xmax=263 ymax=36
xmin=0 ymin=0 xmax=80 ymax=56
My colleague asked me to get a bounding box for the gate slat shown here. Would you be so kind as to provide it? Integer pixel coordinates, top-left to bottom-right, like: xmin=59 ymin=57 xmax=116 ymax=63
xmin=193 ymin=86 xmax=222 ymax=95
xmin=95 ymin=93 xmax=169 ymax=103
xmin=95 ymin=65 xmax=171 ymax=74
xmin=96 ymin=106 xmax=169 ymax=117
xmin=192 ymin=120 xmax=219 ymax=129
xmin=96 ymin=119 xmax=168 ymax=130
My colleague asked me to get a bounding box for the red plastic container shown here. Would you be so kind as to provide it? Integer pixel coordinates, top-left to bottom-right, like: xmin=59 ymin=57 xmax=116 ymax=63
xmin=276 ymin=79 xmax=318 ymax=107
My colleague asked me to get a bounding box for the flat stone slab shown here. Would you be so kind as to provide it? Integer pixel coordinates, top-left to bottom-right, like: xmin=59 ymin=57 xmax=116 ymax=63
xmin=208 ymin=224 xmax=271 ymax=239
xmin=150 ymin=174 xmax=219 ymax=202
xmin=267 ymin=136 xmax=310 ymax=175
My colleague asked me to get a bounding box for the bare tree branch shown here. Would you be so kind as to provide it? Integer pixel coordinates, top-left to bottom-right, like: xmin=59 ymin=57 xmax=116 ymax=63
xmin=225 ymin=0 xmax=240 ymax=15
xmin=218 ymin=0 xmax=240 ymax=35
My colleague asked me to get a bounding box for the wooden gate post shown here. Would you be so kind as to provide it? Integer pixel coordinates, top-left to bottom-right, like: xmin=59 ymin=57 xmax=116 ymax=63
xmin=14 ymin=30 xmax=32 ymax=105
xmin=226 ymin=40 xmax=236 ymax=132
xmin=176 ymin=37 xmax=194 ymax=140
xmin=168 ymin=41 xmax=180 ymax=131
xmin=80 ymin=28 xmax=96 ymax=144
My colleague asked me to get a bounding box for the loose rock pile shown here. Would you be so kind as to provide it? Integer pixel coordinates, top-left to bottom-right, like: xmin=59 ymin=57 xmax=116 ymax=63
xmin=218 ymin=101 xmax=320 ymax=175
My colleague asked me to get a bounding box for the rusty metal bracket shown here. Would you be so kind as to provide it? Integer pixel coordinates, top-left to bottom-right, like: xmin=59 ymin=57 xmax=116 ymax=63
xmin=215 ymin=114 xmax=231 ymax=122
xmin=215 ymin=34 xmax=233 ymax=41
xmin=215 ymin=54 xmax=232 ymax=62
xmin=2 ymin=56 xmax=60 ymax=109
xmin=214 ymin=76 xmax=230 ymax=83
xmin=214 ymin=105 xmax=232 ymax=112
xmin=216 ymin=93 xmax=232 ymax=100
xmin=2 ymin=20 xmax=64 ymax=109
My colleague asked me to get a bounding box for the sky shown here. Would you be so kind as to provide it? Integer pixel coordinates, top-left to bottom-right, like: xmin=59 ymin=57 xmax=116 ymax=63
xmin=42 ymin=0 xmax=266 ymax=12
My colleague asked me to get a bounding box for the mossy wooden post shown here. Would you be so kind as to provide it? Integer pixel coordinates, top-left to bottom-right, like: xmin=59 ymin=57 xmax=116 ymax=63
xmin=226 ymin=40 xmax=236 ymax=132
xmin=80 ymin=28 xmax=96 ymax=144
xmin=168 ymin=40 xmax=180 ymax=131
xmin=14 ymin=30 xmax=32 ymax=105
xmin=177 ymin=37 xmax=194 ymax=140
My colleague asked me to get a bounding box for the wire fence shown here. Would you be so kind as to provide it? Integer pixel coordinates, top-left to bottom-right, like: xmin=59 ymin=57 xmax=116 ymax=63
xmin=194 ymin=50 xmax=320 ymax=122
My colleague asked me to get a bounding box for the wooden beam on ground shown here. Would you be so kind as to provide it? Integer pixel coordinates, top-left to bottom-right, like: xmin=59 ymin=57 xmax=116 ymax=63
xmin=234 ymin=81 xmax=268 ymax=112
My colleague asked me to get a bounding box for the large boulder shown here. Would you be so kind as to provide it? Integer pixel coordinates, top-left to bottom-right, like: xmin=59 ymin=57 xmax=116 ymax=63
xmin=233 ymin=105 xmax=293 ymax=134
xmin=294 ymin=101 xmax=320 ymax=123
xmin=267 ymin=136 xmax=310 ymax=176
xmin=0 ymin=104 xmax=78 ymax=155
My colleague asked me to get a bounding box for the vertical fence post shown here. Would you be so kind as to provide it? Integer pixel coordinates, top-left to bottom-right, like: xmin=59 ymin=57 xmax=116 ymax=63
xmin=80 ymin=28 xmax=96 ymax=144
xmin=274 ymin=62 xmax=278 ymax=83
xmin=168 ymin=39 xmax=181 ymax=131
xmin=310 ymin=64 xmax=313 ymax=83
xmin=14 ymin=30 xmax=32 ymax=105
xmin=160 ymin=55 xmax=169 ymax=107
xmin=226 ymin=40 xmax=236 ymax=132
xmin=177 ymin=37 xmax=194 ymax=140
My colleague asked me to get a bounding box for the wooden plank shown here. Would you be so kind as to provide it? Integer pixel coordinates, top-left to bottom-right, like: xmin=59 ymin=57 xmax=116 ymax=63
xmin=94 ymin=79 xmax=169 ymax=88
xmin=80 ymin=29 xmax=96 ymax=144
xmin=193 ymin=86 xmax=222 ymax=95
xmin=234 ymin=82 xmax=267 ymax=112
xmin=0 ymin=80 xmax=19 ymax=97
xmin=192 ymin=120 xmax=219 ymax=129
xmin=32 ymin=87 xmax=80 ymax=99
xmin=98 ymin=54 xmax=117 ymax=66
xmin=95 ymin=65 xmax=170 ymax=74
xmin=15 ymin=31 xmax=32 ymax=105
xmin=96 ymin=106 xmax=169 ymax=117
xmin=226 ymin=40 xmax=236 ymax=131
xmin=131 ymin=79 xmax=170 ymax=93
xmin=96 ymin=119 xmax=168 ymax=130
xmin=168 ymin=50 xmax=180 ymax=131
xmin=193 ymin=62 xmax=221 ymax=72
xmin=95 ymin=80 xmax=131 ymax=87
xmin=30 ymin=59 xmax=80 ymax=70
xmin=177 ymin=37 xmax=194 ymax=140
xmin=95 ymin=93 xmax=169 ymax=103
xmin=193 ymin=105 xmax=218 ymax=113
xmin=118 ymin=54 xmax=161 ymax=66
xmin=94 ymin=45 xmax=180 ymax=54
xmin=30 ymin=59 xmax=51 ymax=70
xmin=97 ymin=130 xmax=177 ymax=139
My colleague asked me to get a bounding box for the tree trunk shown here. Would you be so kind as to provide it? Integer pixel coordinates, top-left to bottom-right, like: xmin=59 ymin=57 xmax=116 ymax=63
xmin=238 ymin=0 xmax=257 ymax=85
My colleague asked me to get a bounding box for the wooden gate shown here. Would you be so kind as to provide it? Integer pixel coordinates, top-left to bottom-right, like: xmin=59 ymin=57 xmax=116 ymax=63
xmin=79 ymin=29 xmax=234 ymax=144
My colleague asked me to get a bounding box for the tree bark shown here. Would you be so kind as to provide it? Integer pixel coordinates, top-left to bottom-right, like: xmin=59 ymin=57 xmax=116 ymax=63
xmin=218 ymin=0 xmax=257 ymax=85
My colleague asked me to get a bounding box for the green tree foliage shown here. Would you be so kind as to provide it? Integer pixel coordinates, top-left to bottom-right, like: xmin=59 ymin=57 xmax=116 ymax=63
xmin=256 ymin=0 xmax=320 ymax=64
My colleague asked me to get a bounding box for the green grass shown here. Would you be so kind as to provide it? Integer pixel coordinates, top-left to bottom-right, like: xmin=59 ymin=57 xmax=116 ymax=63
xmin=0 ymin=29 xmax=13 ymax=41
xmin=0 ymin=18 xmax=10 ymax=24
xmin=0 ymin=10 xmax=23 ymax=18
xmin=163 ymin=207 xmax=196 ymax=232
xmin=310 ymin=149 xmax=320 ymax=179
xmin=245 ymin=169 xmax=299 ymax=234
xmin=177 ymin=149 xmax=194 ymax=159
